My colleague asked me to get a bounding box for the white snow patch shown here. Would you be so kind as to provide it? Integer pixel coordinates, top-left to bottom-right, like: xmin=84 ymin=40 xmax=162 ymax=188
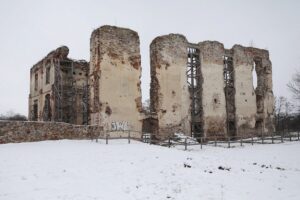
xmin=0 ymin=139 xmax=300 ymax=200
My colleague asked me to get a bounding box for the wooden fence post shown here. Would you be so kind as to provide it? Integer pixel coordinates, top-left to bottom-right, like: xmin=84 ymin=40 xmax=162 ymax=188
xmin=94 ymin=132 xmax=97 ymax=143
xmin=227 ymin=136 xmax=230 ymax=148
xmin=289 ymin=132 xmax=292 ymax=142
xmin=261 ymin=126 xmax=264 ymax=144
xmin=240 ymin=135 xmax=243 ymax=146
xmin=184 ymin=138 xmax=187 ymax=151
xmin=106 ymin=134 xmax=108 ymax=144
xmin=91 ymin=132 xmax=94 ymax=141
xmin=298 ymin=131 xmax=300 ymax=141
xmin=281 ymin=131 xmax=284 ymax=143
xmin=200 ymin=137 xmax=203 ymax=149
xmin=214 ymin=136 xmax=217 ymax=147
xmin=128 ymin=131 xmax=131 ymax=144
xmin=168 ymin=137 xmax=171 ymax=148
xmin=271 ymin=132 xmax=274 ymax=144
xmin=96 ymin=132 xmax=99 ymax=143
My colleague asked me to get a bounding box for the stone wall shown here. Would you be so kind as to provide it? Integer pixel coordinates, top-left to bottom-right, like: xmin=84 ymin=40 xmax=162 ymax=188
xmin=233 ymin=45 xmax=275 ymax=135
xmin=0 ymin=120 xmax=105 ymax=144
xmin=150 ymin=34 xmax=191 ymax=139
xmin=89 ymin=25 xmax=143 ymax=134
xmin=149 ymin=34 xmax=275 ymax=139
xmin=199 ymin=41 xmax=227 ymax=137
xmin=28 ymin=46 xmax=89 ymax=125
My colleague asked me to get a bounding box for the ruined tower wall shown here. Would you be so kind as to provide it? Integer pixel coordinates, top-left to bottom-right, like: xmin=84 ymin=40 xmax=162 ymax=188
xmin=198 ymin=41 xmax=227 ymax=137
xmin=28 ymin=47 xmax=89 ymax=125
xmin=233 ymin=45 xmax=275 ymax=135
xmin=89 ymin=26 xmax=142 ymax=135
xmin=150 ymin=34 xmax=191 ymax=139
xmin=149 ymin=35 xmax=275 ymax=138
xmin=29 ymin=59 xmax=55 ymax=121
xmin=232 ymin=45 xmax=257 ymax=134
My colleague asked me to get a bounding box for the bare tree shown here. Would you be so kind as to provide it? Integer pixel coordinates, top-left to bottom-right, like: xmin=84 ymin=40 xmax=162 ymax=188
xmin=287 ymin=71 xmax=300 ymax=111
xmin=275 ymin=96 xmax=286 ymax=129
xmin=0 ymin=110 xmax=27 ymax=121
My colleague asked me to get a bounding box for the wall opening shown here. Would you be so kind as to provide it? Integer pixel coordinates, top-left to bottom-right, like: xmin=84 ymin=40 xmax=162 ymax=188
xmin=255 ymin=119 xmax=263 ymax=134
xmin=34 ymin=73 xmax=38 ymax=91
xmin=82 ymin=83 xmax=89 ymax=125
xmin=187 ymin=46 xmax=203 ymax=137
xmin=33 ymin=100 xmax=38 ymax=121
xmin=46 ymin=66 xmax=50 ymax=84
xmin=253 ymin=58 xmax=264 ymax=114
xmin=252 ymin=62 xmax=258 ymax=90
xmin=43 ymin=94 xmax=52 ymax=121
xmin=223 ymin=56 xmax=236 ymax=137
xmin=253 ymin=57 xmax=265 ymax=132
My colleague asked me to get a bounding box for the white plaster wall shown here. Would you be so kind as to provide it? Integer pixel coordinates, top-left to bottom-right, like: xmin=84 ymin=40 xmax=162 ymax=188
xmin=89 ymin=26 xmax=143 ymax=134
xmin=199 ymin=41 xmax=227 ymax=136
xmin=234 ymin=63 xmax=256 ymax=128
xmin=150 ymin=34 xmax=191 ymax=137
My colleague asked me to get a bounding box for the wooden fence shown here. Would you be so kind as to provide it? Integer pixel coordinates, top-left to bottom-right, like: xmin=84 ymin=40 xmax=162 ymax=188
xmin=90 ymin=130 xmax=300 ymax=150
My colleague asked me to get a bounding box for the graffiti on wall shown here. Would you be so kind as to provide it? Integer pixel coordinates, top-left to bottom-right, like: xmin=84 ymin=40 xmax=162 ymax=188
xmin=111 ymin=121 xmax=129 ymax=131
xmin=90 ymin=113 xmax=131 ymax=131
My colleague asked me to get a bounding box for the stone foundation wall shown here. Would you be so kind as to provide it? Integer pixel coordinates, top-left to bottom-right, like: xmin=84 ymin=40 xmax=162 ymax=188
xmin=0 ymin=120 xmax=104 ymax=144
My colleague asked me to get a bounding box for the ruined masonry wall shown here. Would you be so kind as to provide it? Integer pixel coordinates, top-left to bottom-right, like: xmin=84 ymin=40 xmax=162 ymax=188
xmin=150 ymin=35 xmax=275 ymax=138
xmin=199 ymin=41 xmax=227 ymax=137
xmin=29 ymin=55 xmax=56 ymax=121
xmin=28 ymin=46 xmax=89 ymax=125
xmin=233 ymin=45 xmax=274 ymax=134
xmin=89 ymin=26 xmax=143 ymax=133
xmin=233 ymin=45 xmax=257 ymax=134
xmin=0 ymin=121 xmax=103 ymax=144
xmin=150 ymin=34 xmax=191 ymax=139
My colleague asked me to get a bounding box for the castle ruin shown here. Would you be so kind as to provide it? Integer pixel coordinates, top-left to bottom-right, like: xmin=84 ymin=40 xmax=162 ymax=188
xmin=149 ymin=34 xmax=274 ymax=139
xmin=28 ymin=46 xmax=89 ymax=125
xmin=28 ymin=25 xmax=275 ymax=140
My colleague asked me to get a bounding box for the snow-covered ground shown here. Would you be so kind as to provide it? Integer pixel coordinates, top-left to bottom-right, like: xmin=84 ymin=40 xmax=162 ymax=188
xmin=0 ymin=140 xmax=299 ymax=200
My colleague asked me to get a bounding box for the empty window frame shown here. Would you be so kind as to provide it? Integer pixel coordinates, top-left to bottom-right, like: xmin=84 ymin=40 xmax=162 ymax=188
xmin=46 ymin=66 xmax=50 ymax=84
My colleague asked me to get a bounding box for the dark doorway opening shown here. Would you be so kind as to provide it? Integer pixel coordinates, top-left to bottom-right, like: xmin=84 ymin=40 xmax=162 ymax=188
xmin=33 ymin=100 xmax=38 ymax=121
xmin=43 ymin=94 xmax=52 ymax=121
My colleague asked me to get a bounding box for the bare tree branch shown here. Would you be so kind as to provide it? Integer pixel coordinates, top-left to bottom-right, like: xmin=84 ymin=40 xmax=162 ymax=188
xmin=287 ymin=71 xmax=300 ymax=112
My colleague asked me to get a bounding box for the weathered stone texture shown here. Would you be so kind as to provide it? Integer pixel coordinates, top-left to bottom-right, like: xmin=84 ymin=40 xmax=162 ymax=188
xmin=26 ymin=26 xmax=275 ymax=141
xmin=0 ymin=120 xmax=103 ymax=144
xmin=28 ymin=46 xmax=89 ymax=125
xmin=89 ymin=25 xmax=142 ymax=133
xmin=150 ymin=35 xmax=275 ymax=138
xmin=233 ymin=45 xmax=275 ymax=135
xmin=198 ymin=41 xmax=227 ymax=137
xmin=150 ymin=34 xmax=191 ymax=139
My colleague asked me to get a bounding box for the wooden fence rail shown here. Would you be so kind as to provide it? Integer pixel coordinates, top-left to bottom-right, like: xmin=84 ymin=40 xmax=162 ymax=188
xmin=90 ymin=129 xmax=300 ymax=150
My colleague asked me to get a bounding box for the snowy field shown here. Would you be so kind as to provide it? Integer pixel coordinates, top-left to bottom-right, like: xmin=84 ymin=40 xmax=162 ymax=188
xmin=0 ymin=140 xmax=299 ymax=200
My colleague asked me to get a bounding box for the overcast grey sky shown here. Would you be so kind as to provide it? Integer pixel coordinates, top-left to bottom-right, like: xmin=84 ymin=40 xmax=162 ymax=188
xmin=0 ymin=0 xmax=299 ymax=116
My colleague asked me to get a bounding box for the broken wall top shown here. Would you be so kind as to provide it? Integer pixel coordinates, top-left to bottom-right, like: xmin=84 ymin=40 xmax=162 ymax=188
xmin=30 ymin=46 xmax=88 ymax=73
xmin=90 ymin=25 xmax=141 ymax=71
xmin=150 ymin=33 xmax=270 ymax=63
